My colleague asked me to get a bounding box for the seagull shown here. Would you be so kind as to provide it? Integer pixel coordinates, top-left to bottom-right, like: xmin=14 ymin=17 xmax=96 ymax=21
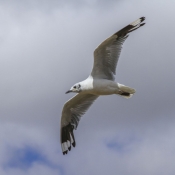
xmin=60 ymin=17 xmax=145 ymax=155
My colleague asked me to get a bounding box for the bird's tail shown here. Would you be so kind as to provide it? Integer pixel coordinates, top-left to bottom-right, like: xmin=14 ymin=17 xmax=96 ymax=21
xmin=118 ymin=84 xmax=136 ymax=99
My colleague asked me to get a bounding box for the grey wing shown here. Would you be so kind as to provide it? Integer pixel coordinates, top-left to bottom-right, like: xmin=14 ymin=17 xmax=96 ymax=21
xmin=91 ymin=17 xmax=145 ymax=80
xmin=60 ymin=93 xmax=98 ymax=155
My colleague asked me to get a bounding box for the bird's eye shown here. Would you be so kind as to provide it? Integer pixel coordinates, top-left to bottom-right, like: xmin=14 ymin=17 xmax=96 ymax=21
xmin=73 ymin=86 xmax=76 ymax=89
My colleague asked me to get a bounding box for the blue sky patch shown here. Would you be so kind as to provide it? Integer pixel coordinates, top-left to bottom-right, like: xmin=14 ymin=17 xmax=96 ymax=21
xmin=107 ymin=141 xmax=124 ymax=151
xmin=3 ymin=145 xmax=64 ymax=174
xmin=106 ymin=135 xmax=141 ymax=153
xmin=4 ymin=146 xmax=48 ymax=169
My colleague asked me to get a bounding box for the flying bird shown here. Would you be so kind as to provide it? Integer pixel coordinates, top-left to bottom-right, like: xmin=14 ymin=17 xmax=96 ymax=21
xmin=60 ymin=17 xmax=146 ymax=155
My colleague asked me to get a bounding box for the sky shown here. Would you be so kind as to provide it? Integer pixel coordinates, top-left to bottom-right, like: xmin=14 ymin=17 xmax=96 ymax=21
xmin=0 ymin=0 xmax=175 ymax=174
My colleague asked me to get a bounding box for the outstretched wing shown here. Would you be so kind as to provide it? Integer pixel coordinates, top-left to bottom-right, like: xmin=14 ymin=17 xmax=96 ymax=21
xmin=91 ymin=17 xmax=145 ymax=80
xmin=60 ymin=93 xmax=98 ymax=155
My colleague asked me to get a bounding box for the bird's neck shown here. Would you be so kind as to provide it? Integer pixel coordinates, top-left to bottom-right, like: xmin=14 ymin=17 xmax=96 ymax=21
xmin=79 ymin=77 xmax=93 ymax=91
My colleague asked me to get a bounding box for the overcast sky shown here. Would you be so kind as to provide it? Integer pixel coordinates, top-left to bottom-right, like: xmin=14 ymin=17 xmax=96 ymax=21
xmin=0 ymin=0 xmax=175 ymax=175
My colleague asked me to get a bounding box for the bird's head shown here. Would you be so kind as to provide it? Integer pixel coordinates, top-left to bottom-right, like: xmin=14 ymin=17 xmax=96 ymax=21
xmin=65 ymin=83 xmax=82 ymax=94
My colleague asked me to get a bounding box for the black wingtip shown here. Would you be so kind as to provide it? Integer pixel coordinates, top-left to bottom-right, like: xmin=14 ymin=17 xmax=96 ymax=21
xmin=114 ymin=16 xmax=146 ymax=37
xmin=63 ymin=150 xmax=68 ymax=155
xmin=72 ymin=142 xmax=76 ymax=147
xmin=140 ymin=17 xmax=146 ymax=22
xmin=61 ymin=123 xmax=76 ymax=155
xmin=140 ymin=23 xmax=146 ymax=27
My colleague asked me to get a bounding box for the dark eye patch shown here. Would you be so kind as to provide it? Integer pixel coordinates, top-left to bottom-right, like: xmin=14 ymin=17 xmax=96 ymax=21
xmin=73 ymin=86 xmax=76 ymax=88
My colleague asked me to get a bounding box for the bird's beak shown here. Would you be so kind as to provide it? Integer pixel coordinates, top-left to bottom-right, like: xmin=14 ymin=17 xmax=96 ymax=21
xmin=65 ymin=90 xmax=72 ymax=94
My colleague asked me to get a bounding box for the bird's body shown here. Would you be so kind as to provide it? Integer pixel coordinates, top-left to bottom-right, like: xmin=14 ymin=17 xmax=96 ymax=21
xmin=60 ymin=17 xmax=146 ymax=155
xmin=77 ymin=76 xmax=120 ymax=95
xmin=92 ymin=79 xmax=119 ymax=95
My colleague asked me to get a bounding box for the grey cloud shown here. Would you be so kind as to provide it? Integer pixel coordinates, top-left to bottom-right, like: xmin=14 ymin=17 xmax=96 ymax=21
xmin=0 ymin=0 xmax=175 ymax=175
xmin=0 ymin=0 xmax=119 ymax=13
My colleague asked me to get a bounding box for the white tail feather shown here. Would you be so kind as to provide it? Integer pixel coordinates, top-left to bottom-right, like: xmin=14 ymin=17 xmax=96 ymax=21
xmin=118 ymin=84 xmax=136 ymax=99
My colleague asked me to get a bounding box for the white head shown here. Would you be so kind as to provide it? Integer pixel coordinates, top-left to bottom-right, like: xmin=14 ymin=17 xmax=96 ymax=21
xmin=65 ymin=83 xmax=82 ymax=94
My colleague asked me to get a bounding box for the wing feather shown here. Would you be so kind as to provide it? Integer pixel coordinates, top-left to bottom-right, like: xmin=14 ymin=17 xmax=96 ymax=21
xmin=60 ymin=93 xmax=98 ymax=155
xmin=91 ymin=17 xmax=145 ymax=80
